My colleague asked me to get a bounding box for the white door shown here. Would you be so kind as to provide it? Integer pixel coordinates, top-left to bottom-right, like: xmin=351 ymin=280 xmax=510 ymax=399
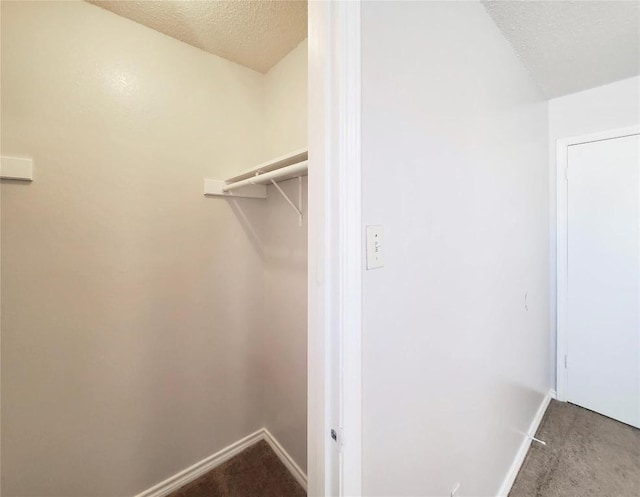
xmin=567 ymin=133 xmax=640 ymax=428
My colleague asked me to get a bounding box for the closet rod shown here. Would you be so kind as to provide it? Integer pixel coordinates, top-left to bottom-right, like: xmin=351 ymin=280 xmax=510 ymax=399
xmin=222 ymin=161 xmax=308 ymax=192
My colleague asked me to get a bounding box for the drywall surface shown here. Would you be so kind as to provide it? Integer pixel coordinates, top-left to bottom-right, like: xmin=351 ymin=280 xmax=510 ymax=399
xmin=259 ymin=177 xmax=308 ymax=473
xmin=264 ymin=39 xmax=308 ymax=158
xmin=259 ymin=42 xmax=309 ymax=472
xmin=548 ymin=76 xmax=640 ymax=388
xmin=1 ymin=2 xmax=267 ymax=496
xmin=361 ymin=2 xmax=549 ymax=496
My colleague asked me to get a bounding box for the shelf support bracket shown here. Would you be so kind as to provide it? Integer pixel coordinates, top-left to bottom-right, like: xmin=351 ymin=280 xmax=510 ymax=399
xmin=270 ymin=178 xmax=303 ymax=226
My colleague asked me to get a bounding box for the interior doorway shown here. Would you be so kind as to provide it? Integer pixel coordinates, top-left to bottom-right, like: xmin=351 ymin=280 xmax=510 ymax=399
xmin=556 ymin=126 xmax=640 ymax=429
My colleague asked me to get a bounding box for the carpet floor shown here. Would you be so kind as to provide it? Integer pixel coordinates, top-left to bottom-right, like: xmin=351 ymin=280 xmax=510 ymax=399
xmin=509 ymin=400 xmax=640 ymax=497
xmin=167 ymin=440 xmax=306 ymax=497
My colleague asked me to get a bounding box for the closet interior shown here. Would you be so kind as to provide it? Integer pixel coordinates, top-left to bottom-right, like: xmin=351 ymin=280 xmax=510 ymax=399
xmin=0 ymin=1 xmax=309 ymax=496
xmin=194 ymin=12 xmax=310 ymax=496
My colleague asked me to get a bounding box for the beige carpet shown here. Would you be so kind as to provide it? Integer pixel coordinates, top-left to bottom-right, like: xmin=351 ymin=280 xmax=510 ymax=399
xmin=167 ymin=440 xmax=306 ymax=497
xmin=510 ymin=400 xmax=640 ymax=497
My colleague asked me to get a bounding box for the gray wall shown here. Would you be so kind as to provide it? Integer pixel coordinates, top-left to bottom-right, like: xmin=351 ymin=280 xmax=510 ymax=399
xmin=361 ymin=2 xmax=550 ymax=495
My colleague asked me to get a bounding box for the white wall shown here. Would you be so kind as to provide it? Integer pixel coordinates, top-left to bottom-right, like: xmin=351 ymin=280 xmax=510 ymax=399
xmin=361 ymin=2 xmax=549 ymax=496
xmin=264 ymin=40 xmax=308 ymax=158
xmin=548 ymin=76 xmax=640 ymax=388
xmin=258 ymin=177 xmax=308 ymax=472
xmin=0 ymin=2 xmax=305 ymax=496
xmin=259 ymin=40 xmax=309 ymax=472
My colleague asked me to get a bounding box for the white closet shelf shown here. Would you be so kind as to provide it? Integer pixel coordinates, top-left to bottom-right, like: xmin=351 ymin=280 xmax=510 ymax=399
xmin=1 ymin=156 xmax=33 ymax=181
xmin=226 ymin=148 xmax=307 ymax=183
xmin=204 ymin=148 xmax=308 ymax=225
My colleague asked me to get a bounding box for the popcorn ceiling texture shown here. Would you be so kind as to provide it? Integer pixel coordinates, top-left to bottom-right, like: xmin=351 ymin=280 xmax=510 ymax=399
xmin=482 ymin=1 xmax=640 ymax=98
xmin=87 ymin=0 xmax=307 ymax=73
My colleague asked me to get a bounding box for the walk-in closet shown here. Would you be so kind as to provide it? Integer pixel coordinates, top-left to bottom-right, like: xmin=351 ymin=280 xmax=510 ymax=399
xmin=1 ymin=1 xmax=309 ymax=496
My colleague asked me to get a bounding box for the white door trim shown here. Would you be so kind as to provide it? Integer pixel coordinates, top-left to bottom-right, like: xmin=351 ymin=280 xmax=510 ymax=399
xmin=308 ymin=1 xmax=362 ymax=496
xmin=555 ymin=125 xmax=640 ymax=401
xmin=336 ymin=2 xmax=362 ymax=495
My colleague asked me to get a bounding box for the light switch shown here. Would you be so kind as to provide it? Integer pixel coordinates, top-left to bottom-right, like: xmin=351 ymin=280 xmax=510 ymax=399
xmin=366 ymin=225 xmax=384 ymax=269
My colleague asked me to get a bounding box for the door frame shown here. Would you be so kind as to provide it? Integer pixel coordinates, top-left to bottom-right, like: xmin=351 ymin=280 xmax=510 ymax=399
xmin=555 ymin=125 xmax=640 ymax=401
xmin=308 ymin=1 xmax=362 ymax=496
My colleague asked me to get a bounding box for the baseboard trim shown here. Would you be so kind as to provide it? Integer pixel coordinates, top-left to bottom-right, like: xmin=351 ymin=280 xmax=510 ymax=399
xmin=134 ymin=428 xmax=307 ymax=497
xmin=263 ymin=428 xmax=308 ymax=491
xmin=496 ymin=389 xmax=553 ymax=497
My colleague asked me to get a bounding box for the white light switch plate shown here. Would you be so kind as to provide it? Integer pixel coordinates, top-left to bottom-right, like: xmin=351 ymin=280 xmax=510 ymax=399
xmin=366 ymin=225 xmax=384 ymax=269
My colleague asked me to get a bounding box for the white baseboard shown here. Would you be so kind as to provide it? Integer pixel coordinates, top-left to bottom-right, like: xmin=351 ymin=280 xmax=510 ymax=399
xmin=496 ymin=389 xmax=554 ymax=497
xmin=134 ymin=428 xmax=307 ymax=497
xmin=263 ymin=428 xmax=308 ymax=491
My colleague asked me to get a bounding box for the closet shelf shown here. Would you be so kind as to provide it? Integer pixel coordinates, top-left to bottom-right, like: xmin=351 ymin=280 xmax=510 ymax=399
xmin=225 ymin=148 xmax=307 ymax=183
xmin=204 ymin=148 xmax=308 ymax=225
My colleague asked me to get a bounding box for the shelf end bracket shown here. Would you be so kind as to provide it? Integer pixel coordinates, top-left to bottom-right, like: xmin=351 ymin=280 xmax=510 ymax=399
xmin=270 ymin=178 xmax=303 ymax=226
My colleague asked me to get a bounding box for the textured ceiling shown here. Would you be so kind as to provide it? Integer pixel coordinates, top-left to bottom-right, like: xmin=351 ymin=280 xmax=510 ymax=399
xmin=86 ymin=1 xmax=307 ymax=73
xmin=483 ymin=1 xmax=640 ymax=98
